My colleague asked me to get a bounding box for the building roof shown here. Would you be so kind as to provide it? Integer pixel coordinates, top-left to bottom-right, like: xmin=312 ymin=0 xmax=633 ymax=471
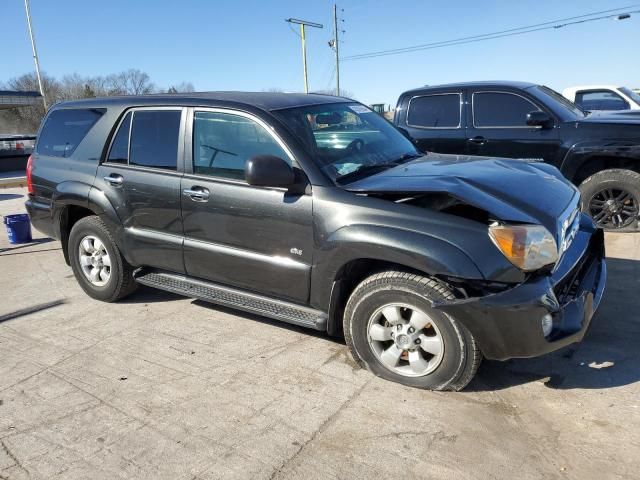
xmin=0 ymin=90 xmax=42 ymax=110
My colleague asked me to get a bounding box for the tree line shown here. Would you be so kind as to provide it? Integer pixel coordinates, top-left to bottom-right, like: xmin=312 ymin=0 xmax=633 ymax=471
xmin=0 ymin=69 xmax=194 ymax=133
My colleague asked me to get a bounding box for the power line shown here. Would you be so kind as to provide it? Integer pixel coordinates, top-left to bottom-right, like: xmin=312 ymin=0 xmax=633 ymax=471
xmin=344 ymin=5 xmax=639 ymax=61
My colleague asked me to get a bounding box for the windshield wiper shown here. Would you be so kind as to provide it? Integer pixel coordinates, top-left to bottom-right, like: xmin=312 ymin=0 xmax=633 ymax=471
xmin=336 ymin=153 xmax=422 ymax=184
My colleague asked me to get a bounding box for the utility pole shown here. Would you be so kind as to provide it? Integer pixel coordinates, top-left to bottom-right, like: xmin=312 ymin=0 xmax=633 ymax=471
xmin=332 ymin=4 xmax=340 ymax=96
xmin=285 ymin=18 xmax=323 ymax=93
xmin=24 ymin=0 xmax=47 ymax=109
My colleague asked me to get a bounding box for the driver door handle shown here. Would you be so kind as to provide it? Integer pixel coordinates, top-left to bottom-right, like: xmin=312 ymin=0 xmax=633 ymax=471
xmin=183 ymin=186 xmax=210 ymax=202
xmin=468 ymin=136 xmax=488 ymax=145
xmin=104 ymin=174 xmax=124 ymax=186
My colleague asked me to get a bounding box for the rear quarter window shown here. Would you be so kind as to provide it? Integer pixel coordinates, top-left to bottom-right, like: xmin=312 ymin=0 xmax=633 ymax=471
xmin=36 ymin=108 xmax=105 ymax=157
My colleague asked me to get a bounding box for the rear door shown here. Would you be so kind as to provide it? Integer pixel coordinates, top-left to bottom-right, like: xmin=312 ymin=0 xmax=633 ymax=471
xmin=180 ymin=108 xmax=313 ymax=303
xmin=95 ymin=107 xmax=186 ymax=273
xmin=402 ymin=92 xmax=467 ymax=154
xmin=466 ymin=90 xmax=561 ymax=165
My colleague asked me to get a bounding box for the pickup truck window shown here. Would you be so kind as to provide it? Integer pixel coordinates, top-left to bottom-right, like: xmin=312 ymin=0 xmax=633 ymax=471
xmin=36 ymin=108 xmax=105 ymax=158
xmin=407 ymin=94 xmax=461 ymax=128
xmin=473 ymin=92 xmax=541 ymax=128
xmin=274 ymin=102 xmax=418 ymax=183
xmin=129 ymin=110 xmax=181 ymax=170
xmin=575 ymin=90 xmax=629 ymax=111
xmin=193 ymin=111 xmax=289 ymax=180
xmin=620 ymin=87 xmax=640 ymax=106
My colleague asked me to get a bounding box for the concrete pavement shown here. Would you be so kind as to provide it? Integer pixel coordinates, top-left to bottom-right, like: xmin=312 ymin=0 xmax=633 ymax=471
xmin=1 ymin=186 xmax=639 ymax=479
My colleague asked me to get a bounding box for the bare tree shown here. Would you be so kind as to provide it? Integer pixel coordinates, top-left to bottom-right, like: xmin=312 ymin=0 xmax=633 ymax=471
xmin=166 ymin=82 xmax=195 ymax=93
xmin=105 ymin=69 xmax=154 ymax=95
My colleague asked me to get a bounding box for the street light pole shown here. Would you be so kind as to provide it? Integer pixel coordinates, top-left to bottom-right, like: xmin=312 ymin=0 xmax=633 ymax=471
xmin=23 ymin=0 xmax=47 ymax=109
xmin=285 ymin=18 xmax=323 ymax=93
xmin=333 ymin=4 xmax=340 ymax=96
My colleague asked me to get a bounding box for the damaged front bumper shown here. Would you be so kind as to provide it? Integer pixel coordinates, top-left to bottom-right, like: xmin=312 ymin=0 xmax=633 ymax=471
xmin=435 ymin=214 xmax=606 ymax=361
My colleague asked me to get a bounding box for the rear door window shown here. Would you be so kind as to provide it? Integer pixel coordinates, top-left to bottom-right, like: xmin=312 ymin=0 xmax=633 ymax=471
xmin=129 ymin=110 xmax=182 ymax=170
xmin=36 ymin=108 xmax=105 ymax=157
xmin=473 ymin=92 xmax=540 ymax=127
xmin=106 ymin=112 xmax=132 ymax=164
xmin=574 ymin=90 xmax=629 ymax=111
xmin=407 ymin=94 xmax=461 ymax=128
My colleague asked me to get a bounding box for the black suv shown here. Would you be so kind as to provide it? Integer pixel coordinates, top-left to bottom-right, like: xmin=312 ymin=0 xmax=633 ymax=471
xmin=26 ymin=93 xmax=606 ymax=391
xmin=394 ymin=81 xmax=640 ymax=230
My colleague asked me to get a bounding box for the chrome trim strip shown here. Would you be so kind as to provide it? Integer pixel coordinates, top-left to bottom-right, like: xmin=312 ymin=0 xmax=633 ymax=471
xmin=126 ymin=227 xmax=183 ymax=245
xmin=471 ymin=90 xmax=543 ymax=129
xmin=405 ymin=92 xmax=462 ymax=130
xmin=183 ymin=237 xmax=309 ymax=270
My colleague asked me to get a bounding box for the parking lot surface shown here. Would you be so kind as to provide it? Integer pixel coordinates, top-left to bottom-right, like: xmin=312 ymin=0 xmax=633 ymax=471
xmin=1 ymin=186 xmax=639 ymax=480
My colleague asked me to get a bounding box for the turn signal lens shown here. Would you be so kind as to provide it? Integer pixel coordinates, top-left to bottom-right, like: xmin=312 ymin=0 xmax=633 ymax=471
xmin=489 ymin=224 xmax=558 ymax=271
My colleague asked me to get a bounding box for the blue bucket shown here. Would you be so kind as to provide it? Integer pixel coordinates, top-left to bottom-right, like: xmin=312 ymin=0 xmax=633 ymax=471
xmin=3 ymin=214 xmax=33 ymax=244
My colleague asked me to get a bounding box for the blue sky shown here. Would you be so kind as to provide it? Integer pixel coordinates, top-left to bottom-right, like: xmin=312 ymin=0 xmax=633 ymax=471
xmin=4 ymin=1 xmax=639 ymax=105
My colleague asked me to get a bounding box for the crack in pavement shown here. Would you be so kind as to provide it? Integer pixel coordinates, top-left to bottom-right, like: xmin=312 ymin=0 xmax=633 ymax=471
xmin=1 ymin=438 xmax=30 ymax=478
xmin=268 ymin=377 xmax=373 ymax=480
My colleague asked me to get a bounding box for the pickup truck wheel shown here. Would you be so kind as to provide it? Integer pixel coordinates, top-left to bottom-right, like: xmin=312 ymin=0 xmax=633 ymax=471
xmin=68 ymin=216 xmax=137 ymax=302
xmin=343 ymin=271 xmax=481 ymax=391
xmin=579 ymin=169 xmax=640 ymax=231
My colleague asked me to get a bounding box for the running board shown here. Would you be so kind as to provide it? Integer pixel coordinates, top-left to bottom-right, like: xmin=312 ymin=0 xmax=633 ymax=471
xmin=134 ymin=270 xmax=327 ymax=331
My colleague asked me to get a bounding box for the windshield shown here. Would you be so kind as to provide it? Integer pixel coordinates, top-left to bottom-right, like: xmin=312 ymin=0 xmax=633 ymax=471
xmin=274 ymin=102 xmax=420 ymax=183
xmin=535 ymin=85 xmax=586 ymax=117
xmin=620 ymin=87 xmax=640 ymax=106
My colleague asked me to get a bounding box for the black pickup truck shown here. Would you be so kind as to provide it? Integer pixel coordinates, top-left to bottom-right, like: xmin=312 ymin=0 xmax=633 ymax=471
xmin=26 ymin=92 xmax=605 ymax=391
xmin=394 ymin=81 xmax=640 ymax=231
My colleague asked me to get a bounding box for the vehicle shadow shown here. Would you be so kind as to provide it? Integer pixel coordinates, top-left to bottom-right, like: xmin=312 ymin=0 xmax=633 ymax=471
xmin=118 ymin=285 xmax=185 ymax=304
xmin=468 ymin=256 xmax=640 ymax=391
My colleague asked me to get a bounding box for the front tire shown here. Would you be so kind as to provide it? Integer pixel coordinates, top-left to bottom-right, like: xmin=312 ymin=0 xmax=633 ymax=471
xmin=343 ymin=271 xmax=481 ymax=391
xmin=68 ymin=216 xmax=137 ymax=302
xmin=579 ymin=169 xmax=640 ymax=231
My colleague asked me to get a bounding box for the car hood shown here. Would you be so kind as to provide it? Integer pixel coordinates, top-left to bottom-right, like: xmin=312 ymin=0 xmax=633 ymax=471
xmin=344 ymin=153 xmax=580 ymax=239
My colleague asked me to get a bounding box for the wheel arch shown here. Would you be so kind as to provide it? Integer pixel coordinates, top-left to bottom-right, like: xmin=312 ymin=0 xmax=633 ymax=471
xmin=313 ymin=225 xmax=485 ymax=337
xmin=54 ymin=184 xmax=125 ymax=265
xmin=560 ymin=141 xmax=640 ymax=185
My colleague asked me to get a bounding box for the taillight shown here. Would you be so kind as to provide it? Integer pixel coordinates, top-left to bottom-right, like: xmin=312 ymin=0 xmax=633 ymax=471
xmin=26 ymin=155 xmax=34 ymax=194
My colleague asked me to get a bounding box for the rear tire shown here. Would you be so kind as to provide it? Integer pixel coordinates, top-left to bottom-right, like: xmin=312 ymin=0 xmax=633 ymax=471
xmin=68 ymin=216 xmax=137 ymax=302
xmin=579 ymin=169 xmax=640 ymax=231
xmin=343 ymin=271 xmax=481 ymax=391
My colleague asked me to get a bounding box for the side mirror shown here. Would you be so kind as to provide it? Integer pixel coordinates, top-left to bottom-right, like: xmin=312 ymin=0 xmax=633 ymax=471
xmin=245 ymin=155 xmax=296 ymax=188
xmin=526 ymin=111 xmax=553 ymax=129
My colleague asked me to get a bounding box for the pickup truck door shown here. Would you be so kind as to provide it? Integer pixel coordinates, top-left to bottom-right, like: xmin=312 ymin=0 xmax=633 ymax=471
xmin=466 ymin=90 xmax=562 ymax=167
xmin=180 ymin=108 xmax=313 ymax=304
xmin=401 ymin=91 xmax=469 ymax=154
xmin=95 ymin=107 xmax=186 ymax=274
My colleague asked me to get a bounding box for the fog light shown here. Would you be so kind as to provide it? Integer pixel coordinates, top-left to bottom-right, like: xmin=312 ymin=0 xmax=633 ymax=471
xmin=541 ymin=313 xmax=553 ymax=337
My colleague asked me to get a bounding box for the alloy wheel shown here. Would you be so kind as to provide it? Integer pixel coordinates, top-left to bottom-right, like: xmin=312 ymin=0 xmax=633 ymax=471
xmin=588 ymin=187 xmax=639 ymax=229
xmin=367 ymin=303 xmax=444 ymax=377
xmin=78 ymin=235 xmax=111 ymax=287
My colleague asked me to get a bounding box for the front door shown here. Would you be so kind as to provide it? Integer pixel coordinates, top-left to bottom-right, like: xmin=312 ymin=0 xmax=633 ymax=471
xmin=95 ymin=107 xmax=186 ymax=273
xmin=180 ymin=109 xmax=313 ymax=304
xmin=466 ymin=90 xmax=562 ymax=167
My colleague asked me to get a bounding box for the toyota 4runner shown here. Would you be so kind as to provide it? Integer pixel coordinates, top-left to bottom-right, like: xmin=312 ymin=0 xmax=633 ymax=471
xmin=26 ymin=92 xmax=606 ymax=391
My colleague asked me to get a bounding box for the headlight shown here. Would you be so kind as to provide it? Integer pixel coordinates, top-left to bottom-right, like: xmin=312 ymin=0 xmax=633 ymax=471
xmin=488 ymin=223 xmax=558 ymax=271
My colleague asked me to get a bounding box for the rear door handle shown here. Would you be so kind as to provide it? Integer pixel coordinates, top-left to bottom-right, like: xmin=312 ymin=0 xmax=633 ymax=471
xmin=468 ymin=136 xmax=488 ymax=145
xmin=104 ymin=174 xmax=124 ymax=186
xmin=183 ymin=187 xmax=210 ymax=202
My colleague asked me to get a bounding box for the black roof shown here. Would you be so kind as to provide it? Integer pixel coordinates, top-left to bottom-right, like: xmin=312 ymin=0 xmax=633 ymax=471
xmin=402 ymin=80 xmax=538 ymax=95
xmin=57 ymin=91 xmax=350 ymax=111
